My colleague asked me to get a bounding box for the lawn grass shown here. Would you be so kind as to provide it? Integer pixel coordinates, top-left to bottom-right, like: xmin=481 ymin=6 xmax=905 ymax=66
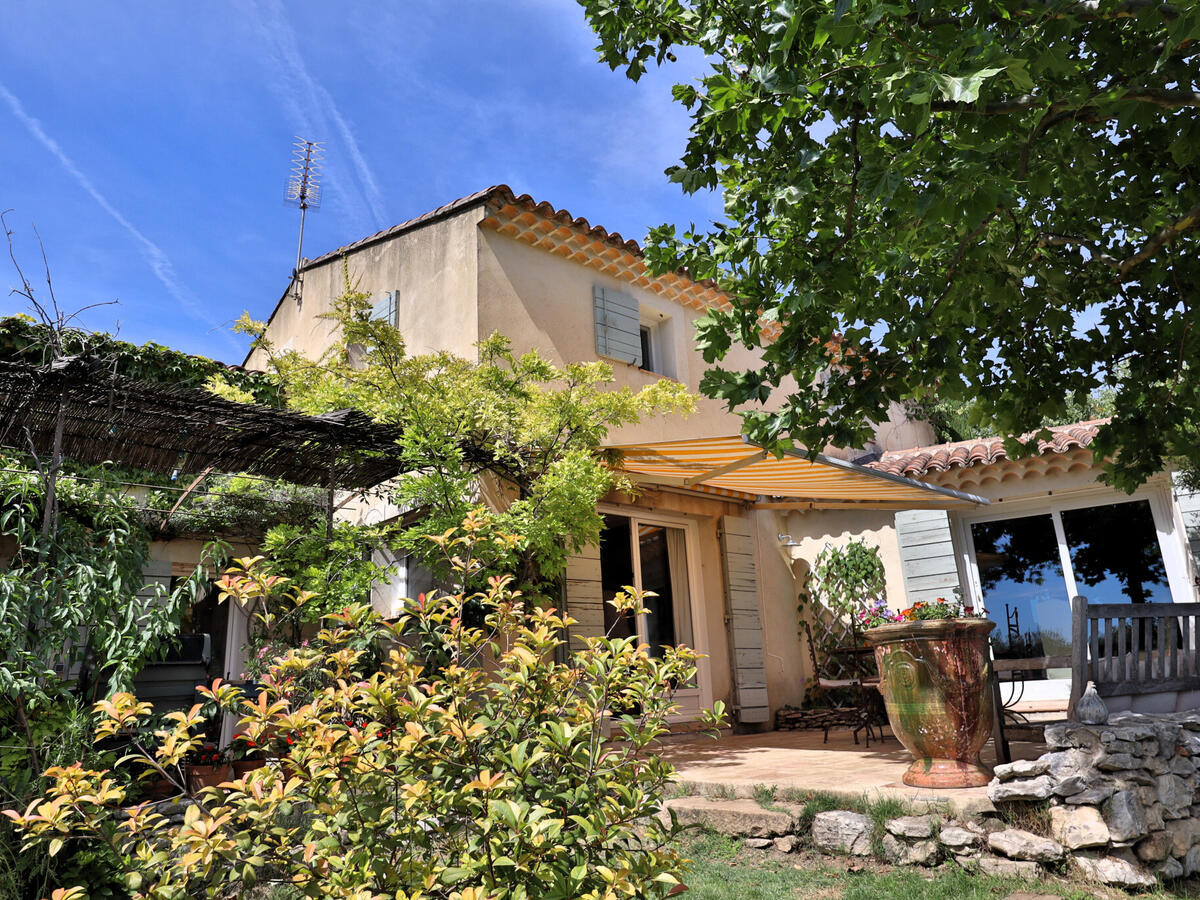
xmin=676 ymin=828 xmax=1200 ymax=900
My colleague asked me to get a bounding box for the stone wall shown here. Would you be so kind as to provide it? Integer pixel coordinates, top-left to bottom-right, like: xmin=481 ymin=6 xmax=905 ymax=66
xmin=988 ymin=710 xmax=1200 ymax=887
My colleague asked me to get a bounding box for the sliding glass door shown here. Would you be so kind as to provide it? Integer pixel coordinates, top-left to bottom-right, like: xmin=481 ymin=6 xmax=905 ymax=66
xmin=962 ymin=491 xmax=1187 ymax=702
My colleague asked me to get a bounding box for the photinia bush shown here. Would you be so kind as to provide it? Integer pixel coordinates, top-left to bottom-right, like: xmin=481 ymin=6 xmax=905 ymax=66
xmin=8 ymin=518 xmax=721 ymax=900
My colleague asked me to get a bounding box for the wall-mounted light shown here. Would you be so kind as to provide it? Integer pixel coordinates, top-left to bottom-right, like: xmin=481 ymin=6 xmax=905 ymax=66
xmin=777 ymin=533 xmax=803 ymax=561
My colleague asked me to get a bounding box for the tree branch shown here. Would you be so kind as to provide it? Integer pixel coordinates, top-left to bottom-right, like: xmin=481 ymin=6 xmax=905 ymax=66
xmin=930 ymin=89 xmax=1200 ymax=116
xmin=1036 ymin=233 xmax=1120 ymax=266
xmin=930 ymin=206 xmax=1003 ymax=311
xmin=1119 ymin=199 xmax=1200 ymax=277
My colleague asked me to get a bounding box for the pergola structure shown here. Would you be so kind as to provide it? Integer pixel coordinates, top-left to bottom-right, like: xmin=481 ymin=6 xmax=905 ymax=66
xmin=0 ymin=357 xmax=401 ymax=490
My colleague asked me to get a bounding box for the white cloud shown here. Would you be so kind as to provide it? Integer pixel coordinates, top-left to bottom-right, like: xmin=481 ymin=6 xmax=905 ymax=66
xmin=248 ymin=0 xmax=388 ymax=236
xmin=0 ymin=79 xmax=234 ymax=342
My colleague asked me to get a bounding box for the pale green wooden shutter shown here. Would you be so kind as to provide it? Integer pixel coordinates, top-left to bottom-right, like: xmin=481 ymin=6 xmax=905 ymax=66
xmin=895 ymin=509 xmax=962 ymax=605
xmin=593 ymin=285 xmax=642 ymax=366
xmin=564 ymin=543 xmax=606 ymax=651
xmin=720 ymin=515 xmax=769 ymax=723
xmin=1172 ymin=472 xmax=1200 ymax=599
xmin=369 ymin=290 xmax=398 ymax=326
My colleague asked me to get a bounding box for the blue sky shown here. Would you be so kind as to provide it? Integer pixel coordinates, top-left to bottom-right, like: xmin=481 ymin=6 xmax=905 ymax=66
xmin=0 ymin=1 xmax=719 ymax=363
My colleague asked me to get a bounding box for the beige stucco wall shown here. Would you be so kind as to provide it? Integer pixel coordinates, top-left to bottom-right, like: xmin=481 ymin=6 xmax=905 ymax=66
xmin=476 ymin=228 xmax=790 ymax=445
xmin=247 ymin=206 xmax=486 ymax=367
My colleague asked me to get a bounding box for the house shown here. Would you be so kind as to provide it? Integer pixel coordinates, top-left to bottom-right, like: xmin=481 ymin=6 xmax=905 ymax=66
xmin=246 ymin=185 xmax=1200 ymax=725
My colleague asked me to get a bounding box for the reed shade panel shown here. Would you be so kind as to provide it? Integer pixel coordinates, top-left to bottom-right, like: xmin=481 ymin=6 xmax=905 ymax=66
xmin=606 ymin=435 xmax=987 ymax=508
xmin=0 ymin=357 xmax=402 ymax=489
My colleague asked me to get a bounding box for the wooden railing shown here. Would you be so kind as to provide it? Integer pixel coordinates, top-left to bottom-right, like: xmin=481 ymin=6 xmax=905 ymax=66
xmin=1069 ymin=596 xmax=1200 ymax=716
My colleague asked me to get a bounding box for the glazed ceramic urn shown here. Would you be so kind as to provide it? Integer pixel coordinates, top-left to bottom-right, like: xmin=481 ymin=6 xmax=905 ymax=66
xmin=863 ymin=618 xmax=996 ymax=788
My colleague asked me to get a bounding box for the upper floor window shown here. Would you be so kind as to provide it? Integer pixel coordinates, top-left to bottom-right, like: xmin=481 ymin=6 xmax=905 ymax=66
xmin=369 ymin=290 xmax=399 ymax=326
xmin=594 ymin=284 xmax=674 ymax=377
xmin=639 ymin=325 xmax=655 ymax=373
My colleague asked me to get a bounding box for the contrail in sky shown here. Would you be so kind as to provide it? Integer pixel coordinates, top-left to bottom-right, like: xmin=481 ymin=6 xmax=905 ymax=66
xmin=0 ymin=80 xmax=229 ymax=339
xmin=251 ymin=0 xmax=388 ymax=234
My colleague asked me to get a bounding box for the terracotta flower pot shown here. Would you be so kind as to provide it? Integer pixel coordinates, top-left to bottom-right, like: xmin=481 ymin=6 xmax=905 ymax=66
xmin=231 ymin=759 xmax=267 ymax=778
xmin=864 ymin=618 xmax=995 ymax=788
xmin=185 ymin=763 xmax=232 ymax=793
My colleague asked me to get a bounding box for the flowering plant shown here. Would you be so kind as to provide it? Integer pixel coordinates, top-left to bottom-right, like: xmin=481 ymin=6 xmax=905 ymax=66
xmin=184 ymin=743 xmax=226 ymax=768
xmin=901 ymin=595 xmax=985 ymax=621
xmin=857 ymin=599 xmax=903 ymax=629
xmin=860 ymin=595 xmax=986 ymax=629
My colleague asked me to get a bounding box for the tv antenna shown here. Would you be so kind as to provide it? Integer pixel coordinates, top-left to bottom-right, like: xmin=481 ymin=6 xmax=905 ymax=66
xmin=284 ymin=138 xmax=324 ymax=305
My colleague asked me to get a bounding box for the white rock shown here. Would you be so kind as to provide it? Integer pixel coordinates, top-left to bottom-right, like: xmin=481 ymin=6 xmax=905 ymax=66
xmin=1074 ymin=853 xmax=1157 ymax=888
xmin=992 ymin=759 xmax=1050 ymax=782
xmin=987 ymin=829 xmax=1065 ymax=863
xmin=881 ymin=833 xmax=939 ymax=866
xmin=1048 ymin=805 xmax=1110 ymax=850
xmin=938 ymin=826 xmax=981 ymax=849
xmin=811 ymin=810 xmax=872 ymax=856
xmin=988 ymin=775 xmax=1054 ymax=803
xmin=884 ymin=815 xmax=936 ymax=839
xmin=979 ymin=854 xmax=1040 ymax=878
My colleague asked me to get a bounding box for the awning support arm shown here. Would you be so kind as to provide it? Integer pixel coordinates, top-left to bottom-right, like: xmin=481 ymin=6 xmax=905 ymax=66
xmin=682 ymin=450 xmax=767 ymax=487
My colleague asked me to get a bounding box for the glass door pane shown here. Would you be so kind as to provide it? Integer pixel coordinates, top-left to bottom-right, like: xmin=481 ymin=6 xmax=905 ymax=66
xmin=599 ymin=514 xmax=637 ymax=641
xmin=1059 ymin=500 xmax=1170 ymax=605
xmin=971 ymin=514 xmax=1070 ymax=667
xmin=637 ymin=523 xmax=694 ymax=657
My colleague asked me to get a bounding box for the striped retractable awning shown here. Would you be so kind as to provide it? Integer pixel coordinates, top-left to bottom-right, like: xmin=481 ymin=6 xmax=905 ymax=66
xmin=607 ymin=435 xmax=987 ymax=509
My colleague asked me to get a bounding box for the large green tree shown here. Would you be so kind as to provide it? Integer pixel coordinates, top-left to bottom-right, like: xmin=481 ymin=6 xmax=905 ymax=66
xmin=579 ymin=0 xmax=1200 ymax=490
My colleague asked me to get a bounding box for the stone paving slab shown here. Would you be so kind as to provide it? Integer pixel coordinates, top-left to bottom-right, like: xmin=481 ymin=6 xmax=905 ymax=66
xmin=659 ymin=727 xmax=1046 ymax=819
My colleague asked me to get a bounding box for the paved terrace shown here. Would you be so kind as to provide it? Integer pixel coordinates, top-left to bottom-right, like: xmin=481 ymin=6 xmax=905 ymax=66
xmin=658 ymin=727 xmax=1048 ymax=818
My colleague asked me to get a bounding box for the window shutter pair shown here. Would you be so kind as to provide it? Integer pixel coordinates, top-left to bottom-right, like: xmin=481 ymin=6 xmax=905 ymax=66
xmin=894 ymin=509 xmax=962 ymax=605
xmin=369 ymin=290 xmax=399 ymax=326
xmin=593 ymin=285 xmax=642 ymax=367
xmin=719 ymin=515 xmax=770 ymax=724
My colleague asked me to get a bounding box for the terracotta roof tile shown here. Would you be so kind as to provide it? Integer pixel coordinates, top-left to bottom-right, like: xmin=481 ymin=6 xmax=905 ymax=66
xmin=300 ymin=184 xmax=648 ymax=272
xmin=869 ymin=419 xmax=1106 ymax=478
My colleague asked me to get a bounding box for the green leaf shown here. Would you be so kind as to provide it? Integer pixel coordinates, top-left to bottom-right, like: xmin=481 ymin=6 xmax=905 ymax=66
xmin=1005 ymin=62 xmax=1034 ymax=92
xmin=932 ymin=66 xmax=1004 ymax=103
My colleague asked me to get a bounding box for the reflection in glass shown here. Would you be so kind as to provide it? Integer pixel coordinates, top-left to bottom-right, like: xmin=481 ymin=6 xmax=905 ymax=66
xmin=598 ymin=516 xmax=694 ymax=661
xmin=1060 ymin=500 xmax=1169 ymax=605
xmin=971 ymin=514 xmax=1069 ymax=663
xmin=599 ymin=515 xmax=637 ymax=641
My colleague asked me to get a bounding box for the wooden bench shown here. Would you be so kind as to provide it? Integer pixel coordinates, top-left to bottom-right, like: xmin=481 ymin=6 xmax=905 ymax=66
xmin=1068 ymin=595 xmax=1200 ymax=717
xmin=991 ymin=596 xmax=1200 ymax=760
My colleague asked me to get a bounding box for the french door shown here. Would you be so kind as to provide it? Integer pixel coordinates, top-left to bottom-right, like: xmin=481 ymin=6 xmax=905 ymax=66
xmin=596 ymin=509 xmax=710 ymax=715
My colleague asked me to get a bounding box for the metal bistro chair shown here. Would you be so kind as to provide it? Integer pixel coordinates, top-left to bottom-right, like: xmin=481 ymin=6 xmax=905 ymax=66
xmin=780 ymin=619 xmax=886 ymax=746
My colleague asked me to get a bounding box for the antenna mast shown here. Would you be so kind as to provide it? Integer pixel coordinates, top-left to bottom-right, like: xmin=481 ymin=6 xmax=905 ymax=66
xmin=284 ymin=138 xmax=324 ymax=304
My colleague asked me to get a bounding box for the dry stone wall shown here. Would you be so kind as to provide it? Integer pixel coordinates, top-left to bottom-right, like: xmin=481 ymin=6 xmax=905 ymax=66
xmin=987 ymin=710 xmax=1200 ymax=887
